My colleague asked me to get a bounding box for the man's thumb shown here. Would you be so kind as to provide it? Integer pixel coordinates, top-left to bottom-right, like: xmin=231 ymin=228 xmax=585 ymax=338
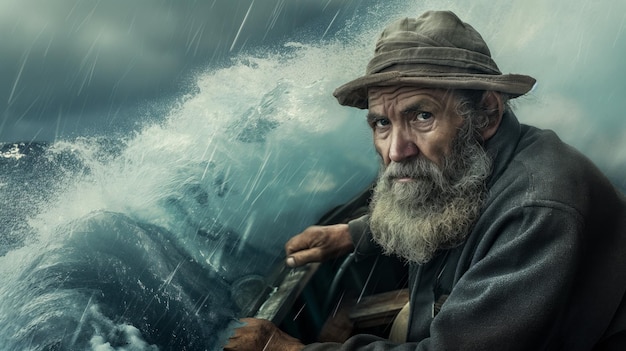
xmin=286 ymin=250 xmax=318 ymax=267
xmin=286 ymin=256 xmax=298 ymax=267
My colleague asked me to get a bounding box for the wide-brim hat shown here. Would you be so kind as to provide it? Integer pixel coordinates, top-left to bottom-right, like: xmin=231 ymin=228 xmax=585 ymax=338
xmin=333 ymin=11 xmax=536 ymax=109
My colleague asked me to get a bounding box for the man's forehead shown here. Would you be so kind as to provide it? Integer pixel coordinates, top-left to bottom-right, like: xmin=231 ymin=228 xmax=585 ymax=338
xmin=367 ymin=86 xmax=455 ymax=110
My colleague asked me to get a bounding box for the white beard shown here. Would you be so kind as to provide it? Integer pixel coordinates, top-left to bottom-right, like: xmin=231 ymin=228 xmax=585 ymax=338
xmin=369 ymin=128 xmax=491 ymax=264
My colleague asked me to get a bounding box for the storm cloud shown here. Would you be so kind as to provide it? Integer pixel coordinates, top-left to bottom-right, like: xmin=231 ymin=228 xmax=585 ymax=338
xmin=0 ymin=0 xmax=374 ymax=141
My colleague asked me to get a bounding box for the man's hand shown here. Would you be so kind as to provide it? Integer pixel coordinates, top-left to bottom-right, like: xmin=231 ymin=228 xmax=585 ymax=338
xmin=223 ymin=318 xmax=304 ymax=351
xmin=284 ymin=224 xmax=354 ymax=267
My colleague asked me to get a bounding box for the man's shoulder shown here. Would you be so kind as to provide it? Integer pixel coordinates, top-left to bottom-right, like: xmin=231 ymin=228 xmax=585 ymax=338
xmin=489 ymin=124 xmax=617 ymax=214
xmin=514 ymin=124 xmax=591 ymax=181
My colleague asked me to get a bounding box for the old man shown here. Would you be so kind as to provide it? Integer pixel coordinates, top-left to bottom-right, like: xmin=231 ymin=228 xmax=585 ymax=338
xmin=225 ymin=10 xmax=626 ymax=351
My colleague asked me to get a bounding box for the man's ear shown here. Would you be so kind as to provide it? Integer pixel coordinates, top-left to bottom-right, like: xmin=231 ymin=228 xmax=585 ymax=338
xmin=480 ymin=91 xmax=504 ymax=141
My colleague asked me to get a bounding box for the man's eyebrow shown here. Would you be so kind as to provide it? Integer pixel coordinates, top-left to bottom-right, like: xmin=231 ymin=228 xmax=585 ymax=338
xmin=365 ymin=99 xmax=440 ymax=123
xmin=401 ymin=101 xmax=437 ymax=115
xmin=366 ymin=112 xmax=385 ymax=123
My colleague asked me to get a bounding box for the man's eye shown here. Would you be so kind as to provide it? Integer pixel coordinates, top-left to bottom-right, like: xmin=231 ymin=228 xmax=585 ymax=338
xmin=413 ymin=112 xmax=433 ymax=121
xmin=374 ymin=118 xmax=390 ymax=128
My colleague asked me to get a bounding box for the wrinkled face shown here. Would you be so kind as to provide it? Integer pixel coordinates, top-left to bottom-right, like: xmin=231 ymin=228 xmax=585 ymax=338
xmin=367 ymin=86 xmax=465 ymax=169
xmin=366 ymin=86 xmax=492 ymax=263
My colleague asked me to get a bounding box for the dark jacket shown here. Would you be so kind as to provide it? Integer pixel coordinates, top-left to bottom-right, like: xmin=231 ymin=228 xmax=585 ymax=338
xmin=305 ymin=110 xmax=626 ymax=350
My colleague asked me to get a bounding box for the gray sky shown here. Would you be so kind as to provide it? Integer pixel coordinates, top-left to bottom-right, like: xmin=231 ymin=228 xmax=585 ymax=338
xmin=1 ymin=0 xmax=624 ymax=192
xmin=0 ymin=0 xmax=373 ymax=141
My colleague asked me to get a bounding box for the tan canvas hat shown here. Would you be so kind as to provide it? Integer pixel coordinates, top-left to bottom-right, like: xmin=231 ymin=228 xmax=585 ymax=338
xmin=333 ymin=11 xmax=536 ymax=109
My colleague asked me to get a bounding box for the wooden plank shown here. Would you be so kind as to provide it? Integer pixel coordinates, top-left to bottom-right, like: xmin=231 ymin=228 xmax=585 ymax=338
xmin=348 ymin=289 xmax=409 ymax=328
xmin=319 ymin=288 xmax=409 ymax=341
xmin=254 ymin=263 xmax=320 ymax=323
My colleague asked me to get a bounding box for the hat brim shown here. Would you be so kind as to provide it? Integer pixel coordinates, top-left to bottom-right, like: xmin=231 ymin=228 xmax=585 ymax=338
xmin=333 ymin=71 xmax=536 ymax=109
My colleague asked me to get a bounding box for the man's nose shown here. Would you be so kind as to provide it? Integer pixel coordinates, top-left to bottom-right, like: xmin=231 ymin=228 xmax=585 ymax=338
xmin=389 ymin=127 xmax=419 ymax=163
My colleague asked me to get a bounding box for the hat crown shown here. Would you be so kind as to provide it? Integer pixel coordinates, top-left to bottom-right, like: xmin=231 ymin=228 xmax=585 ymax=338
xmin=367 ymin=11 xmax=500 ymax=75
xmin=376 ymin=11 xmax=491 ymax=57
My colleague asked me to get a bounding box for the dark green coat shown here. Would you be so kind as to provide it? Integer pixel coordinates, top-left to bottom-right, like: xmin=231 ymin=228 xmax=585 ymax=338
xmin=306 ymin=111 xmax=626 ymax=350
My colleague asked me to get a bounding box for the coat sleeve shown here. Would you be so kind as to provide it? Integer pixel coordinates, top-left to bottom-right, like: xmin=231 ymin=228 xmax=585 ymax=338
xmin=304 ymin=203 xmax=588 ymax=351
xmin=347 ymin=215 xmax=382 ymax=261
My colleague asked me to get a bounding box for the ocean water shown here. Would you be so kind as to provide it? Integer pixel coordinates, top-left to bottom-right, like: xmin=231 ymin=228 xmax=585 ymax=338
xmin=0 ymin=4 xmax=387 ymax=348
xmin=0 ymin=51 xmax=378 ymax=351
xmin=1 ymin=0 xmax=624 ymax=350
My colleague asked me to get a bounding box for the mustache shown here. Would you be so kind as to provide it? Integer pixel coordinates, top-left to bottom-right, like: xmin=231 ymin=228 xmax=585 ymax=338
xmin=381 ymin=157 xmax=444 ymax=183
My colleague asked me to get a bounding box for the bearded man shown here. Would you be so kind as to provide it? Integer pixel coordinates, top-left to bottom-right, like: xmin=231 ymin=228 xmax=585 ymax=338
xmin=224 ymin=11 xmax=626 ymax=351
